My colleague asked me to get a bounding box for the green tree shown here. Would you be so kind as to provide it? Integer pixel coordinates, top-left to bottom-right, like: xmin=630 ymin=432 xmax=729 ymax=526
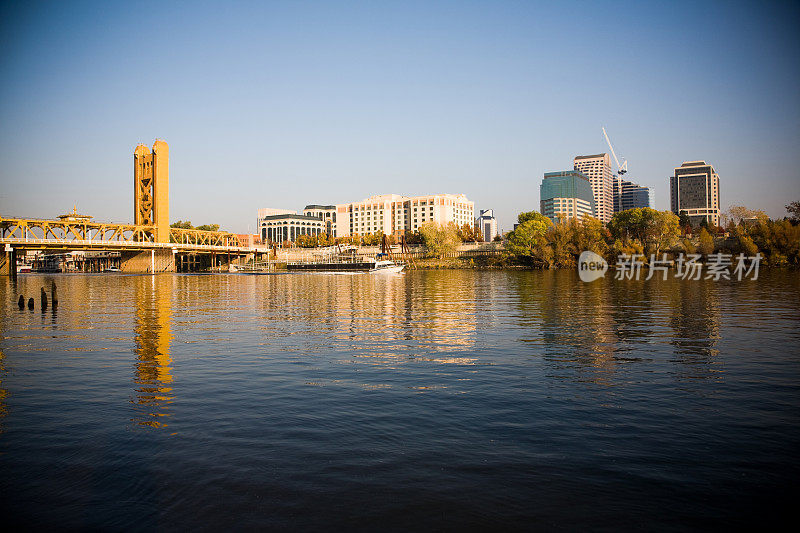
xmin=608 ymin=208 xmax=646 ymax=244
xmin=504 ymin=213 xmax=553 ymax=264
xmin=418 ymin=222 xmax=460 ymax=259
xmin=517 ymin=211 xmax=551 ymax=225
xmin=195 ymin=223 xmax=220 ymax=232
xmin=678 ymin=211 xmax=690 ymax=229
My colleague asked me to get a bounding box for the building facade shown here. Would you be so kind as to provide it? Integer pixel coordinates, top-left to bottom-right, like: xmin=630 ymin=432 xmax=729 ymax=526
xmin=614 ymin=179 xmax=655 ymax=212
xmin=475 ymin=209 xmax=499 ymax=242
xmin=259 ymin=214 xmax=326 ymax=244
xmin=670 ymin=161 xmax=720 ymax=226
xmin=573 ymin=153 xmax=614 ymax=223
xmin=257 ymin=208 xmax=295 ymax=219
xmin=334 ymin=193 xmax=475 ymax=238
xmin=302 ymin=205 xmax=337 ymax=237
xmin=540 ymin=171 xmax=595 ymax=223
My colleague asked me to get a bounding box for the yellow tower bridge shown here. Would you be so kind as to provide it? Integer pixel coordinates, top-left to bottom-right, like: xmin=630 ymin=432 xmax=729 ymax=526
xmin=1 ymin=140 xmax=263 ymax=276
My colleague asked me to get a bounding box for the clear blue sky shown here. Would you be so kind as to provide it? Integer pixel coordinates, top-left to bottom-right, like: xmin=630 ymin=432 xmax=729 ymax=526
xmin=1 ymin=0 xmax=798 ymax=233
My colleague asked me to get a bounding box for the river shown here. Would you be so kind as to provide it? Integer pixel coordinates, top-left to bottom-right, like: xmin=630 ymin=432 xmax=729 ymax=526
xmin=1 ymin=270 xmax=798 ymax=530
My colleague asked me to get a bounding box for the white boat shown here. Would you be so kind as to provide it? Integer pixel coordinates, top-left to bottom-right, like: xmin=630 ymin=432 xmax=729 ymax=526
xmin=104 ymin=267 xmax=121 ymax=272
xmin=369 ymin=259 xmax=405 ymax=273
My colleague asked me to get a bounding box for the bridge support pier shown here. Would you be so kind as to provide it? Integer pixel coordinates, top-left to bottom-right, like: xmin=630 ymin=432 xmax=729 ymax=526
xmin=1 ymin=248 xmax=17 ymax=279
xmin=120 ymin=249 xmax=175 ymax=274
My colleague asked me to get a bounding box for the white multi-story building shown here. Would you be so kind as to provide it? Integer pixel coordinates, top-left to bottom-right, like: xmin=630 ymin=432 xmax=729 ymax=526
xmin=333 ymin=193 xmax=475 ymax=238
xmin=475 ymin=209 xmax=500 ymax=242
xmin=302 ymin=205 xmax=337 ymax=237
xmin=258 ymin=213 xmax=326 ymax=244
xmin=573 ymin=153 xmax=614 ymax=223
xmin=257 ymin=207 xmax=295 ymax=219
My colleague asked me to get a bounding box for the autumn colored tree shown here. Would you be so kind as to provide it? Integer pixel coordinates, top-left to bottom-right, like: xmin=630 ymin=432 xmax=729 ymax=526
xmin=418 ymin=222 xmax=460 ymax=259
xmin=785 ymin=201 xmax=800 ymax=223
xmin=608 ymin=208 xmax=679 ymax=255
xmin=361 ymin=231 xmax=383 ymax=246
xmin=697 ymin=228 xmax=714 ymax=256
xmin=457 ymin=223 xmax=480 ymax=242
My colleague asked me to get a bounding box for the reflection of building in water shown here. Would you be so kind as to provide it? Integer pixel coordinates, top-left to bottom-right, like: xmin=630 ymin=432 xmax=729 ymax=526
xmin=667 ymin=279 xmax=722 ymax=380
xmin=326 ymin=271 xmax=480 ymax=359
xmin=528 ymin=271 xmax=619 ymax=384
xmin=132 ymin=275 xmax=174 ymax=428
xmin=252 ymin=272 xmax=479 ymax=365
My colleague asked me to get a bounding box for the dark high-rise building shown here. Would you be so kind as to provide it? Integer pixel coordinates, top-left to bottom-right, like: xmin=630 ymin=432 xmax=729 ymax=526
xmin=670 ymin=161 xmax=720 ymax=226
xmin=614 ymin=178 xmax=654 ymax=212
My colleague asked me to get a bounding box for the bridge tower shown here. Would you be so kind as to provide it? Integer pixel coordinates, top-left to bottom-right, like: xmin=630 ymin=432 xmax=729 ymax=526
xmin=134 ymin=139 xmax=170 ymax=243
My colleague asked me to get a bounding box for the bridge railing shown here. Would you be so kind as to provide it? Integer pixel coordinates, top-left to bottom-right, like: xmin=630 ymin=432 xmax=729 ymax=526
xmin=169 ymin=227 xmax=245 ymax=248
xmin=0 ymin=217 xmax=252 ymax=252
xmin=0 ymin=236 xmax=250 ymax=251
xmin=0 ymin=217 xmax=156 ymax=243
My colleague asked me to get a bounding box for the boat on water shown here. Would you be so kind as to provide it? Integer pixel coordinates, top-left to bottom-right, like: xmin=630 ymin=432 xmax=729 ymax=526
xmin=369 ymin=259 xmax=405 ymax=273
xmin=103 ymin=267 xmax=121 ymax=272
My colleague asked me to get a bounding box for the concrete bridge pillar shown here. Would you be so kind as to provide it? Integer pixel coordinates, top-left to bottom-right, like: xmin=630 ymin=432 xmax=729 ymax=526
xmin=120 ymin=249 xmax=175 ymax=274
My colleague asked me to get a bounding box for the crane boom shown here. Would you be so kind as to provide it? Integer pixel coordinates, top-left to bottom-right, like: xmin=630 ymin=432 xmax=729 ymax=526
xmin=602 ymin=127 xmax=627 ymax=175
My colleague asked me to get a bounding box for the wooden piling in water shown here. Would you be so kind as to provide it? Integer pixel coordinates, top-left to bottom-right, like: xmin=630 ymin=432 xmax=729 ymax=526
xmin=27 ymin=298 xmax=34 ymax=310
xmin=51 ymin=282 xmax=58 ymax=306
xmin=41 ymin=287 xmax=48 ymax=310
xmin=18 ymin=295 xmax=24 ymax=309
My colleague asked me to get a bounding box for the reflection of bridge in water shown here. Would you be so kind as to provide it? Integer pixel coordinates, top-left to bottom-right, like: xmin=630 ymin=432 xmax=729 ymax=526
xmin=132 ymin=275 xmax=175 ymax=429
xmin=1 ymin=139 xmax=268 ymax=277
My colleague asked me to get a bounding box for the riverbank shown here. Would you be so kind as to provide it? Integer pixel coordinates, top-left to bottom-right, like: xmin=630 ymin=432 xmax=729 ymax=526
xmin=407 ymin=255 xmax=510 ymax=270
xmin=405 ymin=253 xmax=797 ymax=271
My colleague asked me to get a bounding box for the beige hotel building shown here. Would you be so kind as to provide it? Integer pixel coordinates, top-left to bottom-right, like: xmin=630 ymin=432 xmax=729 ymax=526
xmin=334 ymin=193 xmax=475 ymax=238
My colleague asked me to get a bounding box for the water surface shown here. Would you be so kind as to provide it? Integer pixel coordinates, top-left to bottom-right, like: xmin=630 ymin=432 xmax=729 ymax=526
xmin=1 ymin=270 xmax=798 ymax=530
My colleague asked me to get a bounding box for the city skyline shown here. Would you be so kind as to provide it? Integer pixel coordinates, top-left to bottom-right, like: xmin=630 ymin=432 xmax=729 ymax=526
xmin=1 ymin=1 xmax=799 ymax=233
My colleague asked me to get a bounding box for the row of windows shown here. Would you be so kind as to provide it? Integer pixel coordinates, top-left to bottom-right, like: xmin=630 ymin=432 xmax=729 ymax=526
xmin=262 ymin=225 xmax=324 ymax=243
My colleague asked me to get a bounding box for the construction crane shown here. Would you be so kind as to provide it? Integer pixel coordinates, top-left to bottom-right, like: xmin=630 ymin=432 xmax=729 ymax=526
xmin=602 ymin=127 xmax=627 ymax=176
